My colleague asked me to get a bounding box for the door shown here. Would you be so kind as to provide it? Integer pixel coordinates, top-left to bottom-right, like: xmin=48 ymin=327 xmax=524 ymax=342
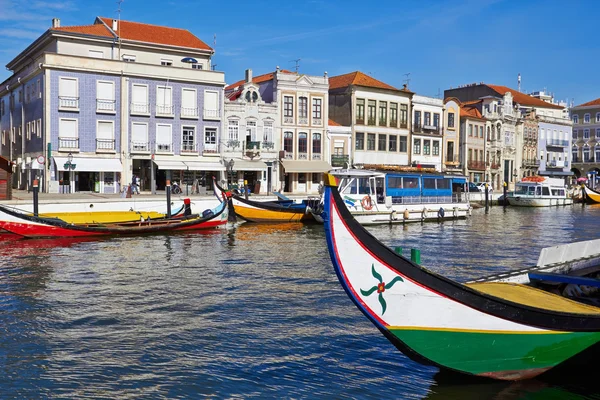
xmin=297 ymin=173 xmax=307 ymax=193
xmin=267 ymin=166 xmax=272 ymax=194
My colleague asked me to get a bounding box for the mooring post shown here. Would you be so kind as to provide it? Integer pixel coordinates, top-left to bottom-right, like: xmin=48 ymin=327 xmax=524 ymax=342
xmin=485 ymin=183 xmax=489 ymax=213
xmin=166 ymin=179 xmax=172 ymax=218
xmin=394 ymin=246 xmax=403 ymax=256
xmin=503 ymin=181 xmax=507 ymax=208
xmin=411 ymin=248 xmax=421 ymax=264
xmin=33 ymin=179 xmax=39 ymax=217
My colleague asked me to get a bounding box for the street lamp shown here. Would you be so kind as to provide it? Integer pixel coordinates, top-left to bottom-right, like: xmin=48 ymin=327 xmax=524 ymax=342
xmin=64 ymin=152 xmax=76 ymax=170
xmin=227 ymin=159 xmax=235 ymax=188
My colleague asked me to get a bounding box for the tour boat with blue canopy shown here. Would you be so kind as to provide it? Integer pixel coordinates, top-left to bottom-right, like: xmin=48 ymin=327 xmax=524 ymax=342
xmin=321 ymin=172 xmax=600 ymax=381
xmin=330 ymin=167 xmax=471 ymax=224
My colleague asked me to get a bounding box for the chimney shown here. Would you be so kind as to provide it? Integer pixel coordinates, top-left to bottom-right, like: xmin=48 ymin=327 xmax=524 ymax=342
xmin=324 ymin=71 xmax=328 ymax=79
xmin=403 ymin=84 xmax=408 ymax=90
xmin=276 ymin=65 xmax=280 ymax=73
xmin=52 ymin=18 xmax=60 ymax=28
xmin=245 ymin=69 xmax=253 ymax=83
xmin=112 ymin=19 xmax=118 ymax=31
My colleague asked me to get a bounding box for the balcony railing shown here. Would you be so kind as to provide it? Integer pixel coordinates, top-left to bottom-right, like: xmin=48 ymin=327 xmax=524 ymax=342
xmin=490 ymin=163 xmax=501 ymax=169
xmin=312 ymin=153 xmax=322 ymax=161
xmin=400 ymin=122 xmax=408 ymax=129
xmin=331 ymin=154 xmax=349 ymax=167
xmin=298 ymin=152 xmax=308 ymax=160
xmin=181 ymin=107 xmax=198 ymax=118
xmin=414 ymin=124 xmax=441 ymax=134
xmin=181 ymin=143 xmax=198 ymax=154
xmin=59 ymin=96 xmax=79 ymax=110
xmin=96 ymin=99 xmax=116 ymax=112
xmin=131 ymin=102 xmax=149 ymax=114
xmin=312 ymin=118 xmax=322 ymax=125
xmin=467 ymin=160 xmax=486 ymax=170
xmin=156 ymin=143 xmax=172 ymax=152
xmin=203 ymin=108 xmax=220 ymax=119
xmin=203 ymin=144 xmax=218 ymax=155
xmin=156 ymin=104 xmax=174 ymax=115
xmin=132 ymin=141 xmax=149 ymax=152
xmin=284 ymin=116 xmax=294 ymax=124
xmin=548 ymin=160 xmax=566 ymax=168
xmin=96 ymin=138 xmax=115 ymax=151
xmin=59 ymin=136 xmax=79 ymax=150
xmin=244 ymin=141 xmax=261 ymax=151
xmin=522 ymin=159 xmax=540 ymax=167
xmin=262 ymin=141 xmax=275 ymax=151
xmin=356 ymin=118 xmax=365 ymax=125
xmin=547 ymin=139 xmax=569 ymax=147
xmin=367 ymin=118 xmax=376 ymax=126
xmin=298 ymin=117 xmax=308 ymax=125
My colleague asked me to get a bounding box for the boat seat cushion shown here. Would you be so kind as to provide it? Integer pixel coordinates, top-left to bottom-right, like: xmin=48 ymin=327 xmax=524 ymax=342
xmin=466 ymin=282 xmax=600 ymax=315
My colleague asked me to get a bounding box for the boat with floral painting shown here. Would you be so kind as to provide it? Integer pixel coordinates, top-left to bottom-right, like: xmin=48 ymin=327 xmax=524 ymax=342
xmin=321 ymin=172 xmax=600 ymax=381
xmin=507 ymin=176 xmax=573 ymax=207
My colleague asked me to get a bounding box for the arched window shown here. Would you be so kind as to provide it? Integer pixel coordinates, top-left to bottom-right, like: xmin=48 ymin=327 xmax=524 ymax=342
xmin=572 ymin=145 xmax=579 ymax=163
xmin=486 ymin=126 xmax=490 ymax=141
xmin=284 ymin=132 xmax=293 ymax=153
xmin=298 ymin=132 xmax=308 ymax=153
xmin=584 ymin=145 xmax=590 ymax=162
xmin=312 ymin=133 xmax=321 ymax=154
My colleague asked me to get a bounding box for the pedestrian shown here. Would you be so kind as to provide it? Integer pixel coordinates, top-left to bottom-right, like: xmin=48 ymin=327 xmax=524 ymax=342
xmin=132 ymin=175 xmax=139 ymax=195
xmin=136 ymin=175 xmax=141 ymax=194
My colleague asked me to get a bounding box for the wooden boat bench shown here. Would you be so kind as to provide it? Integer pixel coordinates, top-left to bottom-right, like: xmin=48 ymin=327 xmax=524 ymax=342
xmin=466 ymin=282 xmax=600 ymax=315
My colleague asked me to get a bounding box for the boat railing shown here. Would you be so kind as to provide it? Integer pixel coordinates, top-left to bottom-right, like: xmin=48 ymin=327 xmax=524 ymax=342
xmin=391 ymin=195 xmax=456 ymax=205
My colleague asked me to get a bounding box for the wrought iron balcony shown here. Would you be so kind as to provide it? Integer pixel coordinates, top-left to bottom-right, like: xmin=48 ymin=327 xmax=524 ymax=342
xmin=331 ymin=154 xmax=349 ymax=167
xmin=131 ymin=141 xmax=149 ymax=152
xmin=262 ymin=141 xmax=275 ymax=151
xmin=156 ymin=143 xmax=172 ymax=152
xmin=467 ymin=160 xmax=486 ymax=170
xmin=181 ymin=142 xmax=198 ymax=154
xmin=546 ymin=139 xmax=570 ymax=147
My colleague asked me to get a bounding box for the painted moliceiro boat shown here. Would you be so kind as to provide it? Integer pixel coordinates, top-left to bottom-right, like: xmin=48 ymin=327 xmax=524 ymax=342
xmin=583 ymin=185 xmax=600 ymax=204
xmin=330 ymin=169 xmax=471 ymax=225
xmin=0 ymin=200 xmax=228 ymax=238
xmin=507 ymin=176 xmax=573 ymax=207
xmin=321 ymin=173 xmax=600 ymax=381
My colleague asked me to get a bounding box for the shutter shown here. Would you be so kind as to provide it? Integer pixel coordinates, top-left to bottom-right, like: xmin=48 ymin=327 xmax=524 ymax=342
xmin=97 ymin=121 xmax=113 ymax=140
xmin=131 ymin=123 xmax=147 ymax=142
xmin=182 ymin=89 xmax=196 ymax=108
xmin=204 ymin=91 xmax=218 ymax=111
xmin=60 ymin=119 xmax=78 ymax=137
xmin=59 ymin=78 xmax=77 ymax=97
xmin=132 ymin=85 xmax=147 ymax=103
xmin=156 ymin=124 xmax=171 ymax=145
xmin=97 ymin=81 xmax=114 ymax=101
xmin=157 ymin=87 xmax=172 ymax=107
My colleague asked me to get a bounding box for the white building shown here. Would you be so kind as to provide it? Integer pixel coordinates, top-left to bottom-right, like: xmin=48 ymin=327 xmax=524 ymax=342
xmin=411 ymin=95 xmax=444 ymax=171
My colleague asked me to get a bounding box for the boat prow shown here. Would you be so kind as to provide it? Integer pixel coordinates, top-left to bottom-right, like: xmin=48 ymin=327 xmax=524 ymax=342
xmin=322 ymin=172 xmax=600 ymax=381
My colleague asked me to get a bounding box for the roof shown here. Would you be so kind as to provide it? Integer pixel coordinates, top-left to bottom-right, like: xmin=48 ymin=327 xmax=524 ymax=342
xmin=328 ymin=71 xmax=404 ymax=92
xmin=328 ymin=119 xmax=341 ymax=126
xmin=575 ymin=98 xmax=600 ymax=108
xmin=487 ymin=84 xmax=563 ymax=110
xmin=226 ymin=89 xmax=243 ymax=101
xmin=226 ymin=70 xmax=295 ymax=91
xmin=52 ymin=17 xmax=212 ymax=51
xmin=460 ymin=104 xmax=485 ymax=120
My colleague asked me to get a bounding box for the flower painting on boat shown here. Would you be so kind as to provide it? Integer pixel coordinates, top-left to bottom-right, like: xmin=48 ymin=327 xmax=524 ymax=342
xmin=360 ymin=264 xmax=403 ymax=315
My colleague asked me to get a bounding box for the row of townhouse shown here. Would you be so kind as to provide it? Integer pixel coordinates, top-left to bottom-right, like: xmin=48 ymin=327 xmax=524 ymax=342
xmin=0 ymin=15 xmax=580 ymax=196
xmin=570 ymin=98 xmax=600 ymax=182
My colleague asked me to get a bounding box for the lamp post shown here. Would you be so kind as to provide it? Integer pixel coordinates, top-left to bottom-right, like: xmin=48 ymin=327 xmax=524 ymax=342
xmin=63 ymin=152 xmax=76 ymax=193
xmin=227 ymin=159 xmax=235 ymax=189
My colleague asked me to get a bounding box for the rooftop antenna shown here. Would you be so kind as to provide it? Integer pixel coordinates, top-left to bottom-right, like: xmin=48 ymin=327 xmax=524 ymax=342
xmin=403 ymin=72 xmax=411 ymax=88
xmin=116 ymin=0 xmax=123 ymax=57
xmin=211 ymin=33 xmax=217 ymax=70
xmin=291 ymin=58 xmax=301 ymax=73
xmin=436 ymin=88 xmax=441 ymax=99
xmin=518 ymin=73 xmax=521 ymax=92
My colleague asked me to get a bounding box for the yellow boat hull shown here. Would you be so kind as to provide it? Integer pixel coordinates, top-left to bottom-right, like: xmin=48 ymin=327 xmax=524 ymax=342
xmin=36 ymin=210 xmax=168 ymax=224
xmin=233 ymin=204 xmax=306 ymax=223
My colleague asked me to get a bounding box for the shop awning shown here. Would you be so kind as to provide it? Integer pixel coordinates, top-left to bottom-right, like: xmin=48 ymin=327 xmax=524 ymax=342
xmin=281 ymin=160 xmax=331 ymax=173
xmin=230 ymin=159 xmax=268 ymax=171
xmin=183 ymin=161 xmax=225 ymax=172
xmin=55 ymin=157 xmax=122 ymax=172
xmin=153 ymin=160 xmax=188 ymax=170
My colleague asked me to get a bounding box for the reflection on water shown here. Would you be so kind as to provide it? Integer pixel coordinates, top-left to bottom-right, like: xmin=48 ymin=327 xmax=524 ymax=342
xmin=1 ymin=205 xmax=600 ymax=398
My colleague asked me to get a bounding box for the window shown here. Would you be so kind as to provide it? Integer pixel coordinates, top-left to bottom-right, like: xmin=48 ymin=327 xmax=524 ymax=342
xmin=131 ymin=122 xmax=148 ymax=151
xmin=389 ymin=135 xmax=397 ymax=152
xmin=414 ymin=110 xmax=421 ymax=127
xmin=37 ymin=119 xmax=41 ymax=137
xmin=572 ymin=115 xmax=579 ymax=124
xmin=89 ymin=50 xmax=103 ymax=58
xmin=367 ymin=100 xmax=376 ymax=125
xmin=379 ymin=101 xmax=387 ymax=126
xmin=355 ymin=132 xmax=364 ymax=150
xmin=299 ymin=97 xmax=308 ymax=119
xmin=204 ymin=127 xmax=217 ymax=151
xmin=584 ymin=113 xmax=591 ymax=123
xmin=245 ymin=91 xmax=258 ymax=103
xmin=312 ymin=133 xmax=321 ymax=154
xmin=367 ymin=133 xmax=376 ymax=150
xmin=96 ymin=120 xmax=114 ymax=150
xmin=469 ymin=124 xmax=473 ymax=136
xmin=572 ymin=146 xmax=579 ymax=162
xmin=423 ymin=139 xmax=430 ymax=155
xmin=312 ymin=98 xmax=322 ymax=120
xmin=312 ymin=173 xmax=321 ymax=184
xmin=584 ymin=145 xmax=590 ymax=162
xmin=584 ymin=129 xmax=590 ymax=139
xmin=0 ymin=99 xmax=4 ymax=115
xmin=156 ymin=86 xmax=173 ymax=115
xmin=181 ymin=88 xmax=198 ymax=118
xmin=413 ymin=138 xmax=421 ymax=154
xmin=479 ymin=126 xmax=483 ymax=138
xmin=433 ymin=141 xmax=439 ymax=156
xmin=433 ymin=113 xmax=440 ymax=128
xmin=228 ymin=120 xmax=239 ymax=141
xmin=59 ymin=118 xmax=78 ymax=140
xmin=203 ymin=91 xmax=219 ymax=118
xmin=58 ymin=77 xmax=78 ymax=109
xmin=448 ymin=112 xmax=455 ymax=128
xmin=378 ymin=134 xmax=387 ymax=151
xmin=400 ymin=104 xmax=408 ymax=128
xmin=182 ymin=126 xmax=196 ymax=152
xmin=468 ymin=149 xmax=472 ymax=161
xmin=263 ymin=121 xmax=273 ymax=143
xmin=356 ymin=99 xmax=365 ymax=124
xmin=298 ymin=132 xmax=308 ymax=153
xmin=156 ymin=124 xmax=172 ymax=152
xmin=97 ymin=80 xmax=115 ymax=112
xmin=284 ymin=96 xmax=294 ymax=118
xmin=596 ymin=113 xmax=600 ymax=123
xmin=284 ymin=132 xmax=293 ymax=153
xmin=399 ymin=136 xmax=407 ymax=152
xmin=131 ymin=84 xmax=149 ymax=114
xmin=573 ymin=129 xmax=578 ymax=139
xmin=161 ymin=59 xmax=173 ymax=66
xmin=192 ymin=63 xmax=203 ymax=70
xmin=597 ymin=128 xmax=600 ymax=139
xmin=245 ymin=120 xmax=258 ymax=142
xmin=424 ymin=112 xmax=431 ymax=126
xmin=390 ymin=103 xmax=398 ymax=127
xmin=26 ymin=122 xmax=31 ymax=140
xmin=122 ymin=54 xmax=136 ymax=62
xmin=596 ymin=145 xmax=600 ymax=161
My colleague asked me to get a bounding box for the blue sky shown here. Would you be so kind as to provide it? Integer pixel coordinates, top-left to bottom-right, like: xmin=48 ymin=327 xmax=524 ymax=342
xmin=0 ymin=0 xmax=597 ymax=105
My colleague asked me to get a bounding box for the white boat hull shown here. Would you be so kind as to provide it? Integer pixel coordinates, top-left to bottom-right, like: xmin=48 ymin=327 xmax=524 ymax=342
xmin=506 ymin=196 xmax=573 ymax=207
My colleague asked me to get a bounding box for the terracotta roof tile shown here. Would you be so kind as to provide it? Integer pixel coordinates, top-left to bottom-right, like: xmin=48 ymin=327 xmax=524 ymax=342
xmin=52 ymin=24 xmax=114 ymax=38
xmin=460 ymin=104 xmax=485 ymax=120
xmin=329 ymin=71 xmax=400 ymax=91
xmin=226 ymin=89 xmax=243 ymax=101
xmin=487 ymin=84 xmax=563 ymax=110
xmin=98 ymin=17 xmax=211 ymax=51
xmin=575 ymin=98 xmax=600 ymax=107
xmin=328 ymin=119 xmax=341 ymax=126
xmin=225 ymin=70 xmax=296 ymax=91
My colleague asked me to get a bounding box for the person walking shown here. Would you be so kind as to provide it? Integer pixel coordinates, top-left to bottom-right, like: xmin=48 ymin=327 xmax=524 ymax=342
xmin=132 ymin=175 xmax=139 ymax=195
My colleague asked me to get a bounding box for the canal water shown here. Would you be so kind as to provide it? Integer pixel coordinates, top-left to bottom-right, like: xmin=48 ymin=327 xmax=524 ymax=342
xmin=1 ymin=204 xmax=600 ymax=399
